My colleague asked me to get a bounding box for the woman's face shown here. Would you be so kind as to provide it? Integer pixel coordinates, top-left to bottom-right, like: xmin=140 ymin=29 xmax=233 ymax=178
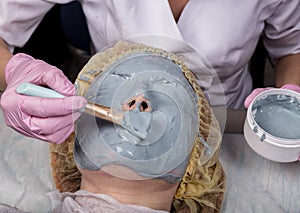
xmin=74 ymin=52 xmax=198 ymax=182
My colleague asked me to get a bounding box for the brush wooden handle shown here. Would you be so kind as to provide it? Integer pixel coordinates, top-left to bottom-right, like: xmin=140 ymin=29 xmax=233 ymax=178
xmin=16 ymin=82 xmax=124 ymax=125
xmin=84 ymin=103 xmax=124 ymax=125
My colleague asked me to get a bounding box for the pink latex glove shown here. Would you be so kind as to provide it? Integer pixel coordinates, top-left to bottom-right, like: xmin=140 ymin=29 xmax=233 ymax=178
xmin=244 ymin=84 xmax=300 ymax=108
xmin=0 ymin=53 xmax=87 ymax=143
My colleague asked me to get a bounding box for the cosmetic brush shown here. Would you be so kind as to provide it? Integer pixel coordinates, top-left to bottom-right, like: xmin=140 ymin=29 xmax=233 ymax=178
xmin=16 ymin=82 xmax=151 ymax=139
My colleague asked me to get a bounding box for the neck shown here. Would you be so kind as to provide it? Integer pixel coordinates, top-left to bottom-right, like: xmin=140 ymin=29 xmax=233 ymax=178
xmin=168 ymin=0 xmax=189 ymax=22
xmin=79 ymin=167 xmax=179 ymax=211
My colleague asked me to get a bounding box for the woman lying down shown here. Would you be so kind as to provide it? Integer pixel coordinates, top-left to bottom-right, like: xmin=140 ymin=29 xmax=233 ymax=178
xmin=5 ymin=41 xmax=226 ymax=212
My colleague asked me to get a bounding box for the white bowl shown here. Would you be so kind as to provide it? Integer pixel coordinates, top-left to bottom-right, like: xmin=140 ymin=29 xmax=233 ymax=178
xmin=244 ymin=88 xmax=300 ymax=162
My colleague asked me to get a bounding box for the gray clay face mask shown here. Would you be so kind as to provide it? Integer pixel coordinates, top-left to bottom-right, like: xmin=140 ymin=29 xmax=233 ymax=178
xmin=74 ymin=52 xmax=198 ymax=182
xmin=252 ymin=93 xmax=300 ymax=139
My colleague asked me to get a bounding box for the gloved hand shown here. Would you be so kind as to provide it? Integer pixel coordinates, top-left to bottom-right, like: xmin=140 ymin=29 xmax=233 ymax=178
xmin=0 ymin=53 xmax=87 ymax=144
xmin=244 ymin=84 xmax=300 ymax=108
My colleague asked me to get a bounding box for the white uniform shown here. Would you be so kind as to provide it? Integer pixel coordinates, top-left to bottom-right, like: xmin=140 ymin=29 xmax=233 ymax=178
xmin=1 ymin=0 xmax=300 ymax=109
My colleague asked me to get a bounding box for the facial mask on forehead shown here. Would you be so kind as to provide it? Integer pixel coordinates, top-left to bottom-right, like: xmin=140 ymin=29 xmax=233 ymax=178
xmin=74 ymin=52 xmax=199 ymax=182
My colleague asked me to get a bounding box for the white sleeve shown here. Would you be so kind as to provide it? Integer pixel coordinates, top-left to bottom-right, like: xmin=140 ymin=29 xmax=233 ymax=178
xmin=0 ymin=0 xmax=58 ymax=48
xmin=263 ymin=0 xmax=300 ymax=65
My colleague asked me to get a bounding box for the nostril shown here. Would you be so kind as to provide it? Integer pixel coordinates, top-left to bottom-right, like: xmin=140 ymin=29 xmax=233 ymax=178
xmin=140 ymin=101 xmax=148 ymax=111
xmin=128 ymin=100 xmax=136 ymax=108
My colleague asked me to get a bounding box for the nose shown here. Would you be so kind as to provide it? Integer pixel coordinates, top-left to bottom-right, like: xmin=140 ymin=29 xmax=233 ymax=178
xmin=123 ymin=94 xmax=152 ymax=112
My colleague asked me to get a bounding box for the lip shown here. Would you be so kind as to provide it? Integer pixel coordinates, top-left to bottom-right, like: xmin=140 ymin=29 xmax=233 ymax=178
xmin=244 ymin=88 xmax=300 ymax=162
